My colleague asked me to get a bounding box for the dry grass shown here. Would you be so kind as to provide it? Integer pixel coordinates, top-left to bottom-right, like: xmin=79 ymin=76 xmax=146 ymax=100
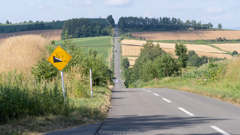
xmin=0 ymin=29 xmax=62 ymax=43
xmin=131 ymin=31 xmax=240 ymax=40
xmin=223 ymin=57 xmax=240 ymax=81
xmin=212 ymin=43 xmax=240 ymax=52
xmin=0 ymin=35 xmax=50 ymax=74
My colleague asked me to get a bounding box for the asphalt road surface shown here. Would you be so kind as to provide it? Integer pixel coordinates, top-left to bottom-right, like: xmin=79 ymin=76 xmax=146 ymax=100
xmin=46 ymin=26 xmax=240 ymax=135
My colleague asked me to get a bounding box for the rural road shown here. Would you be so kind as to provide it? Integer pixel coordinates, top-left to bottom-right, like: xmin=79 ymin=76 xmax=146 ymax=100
xmin=45 ymin=26 xmax=240 ymax=135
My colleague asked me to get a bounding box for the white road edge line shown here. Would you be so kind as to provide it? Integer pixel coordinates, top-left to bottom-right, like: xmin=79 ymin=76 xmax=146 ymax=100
xmin=178 ymin=107 xmax=195 ymax=116
xmin=147 ymin=90 xmax=151 ymax=92
xmin=153 ymin=93 xmax=159 ymax=96
xmin=162 ymin=98 xmax=171 ymax=103
xmin=210 ymin=126 xmax=230 ymax=135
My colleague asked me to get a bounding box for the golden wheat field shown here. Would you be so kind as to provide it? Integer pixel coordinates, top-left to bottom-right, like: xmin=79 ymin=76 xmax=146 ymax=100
xmin=0 ymin=29 xmax=62 ymax=42
xmin=212 ymin=43 xmax=240 ymax=53
xmin=121 ymin=39 xmax=233 ymax=66
xmin=126 ymin=57 xmax=138 ymax=66
xmin=0 ymin=35 xmax=50 ymax=73
xmin=131 ymin=31 xmax=240 ymax=40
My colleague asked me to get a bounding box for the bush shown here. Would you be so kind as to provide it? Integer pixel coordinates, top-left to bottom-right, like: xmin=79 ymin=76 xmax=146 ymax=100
xmin=232 ymin=50 xmax=238 ymax=56
xmin=31 ymin=58 xmax=58 ymax=82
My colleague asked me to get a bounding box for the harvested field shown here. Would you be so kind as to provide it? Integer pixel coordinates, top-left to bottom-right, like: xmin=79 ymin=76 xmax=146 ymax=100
xmin=121 ymin=39 xmax=145 ymax=45
xmin=0 ymin=29 xmax=62 ymax=42
xmin=122 ymin=39 xmax=227 ymax=53
xmin=121 ymin=39 xmax=232 ymax=66
xmin=122 ymin=45 xmax=142 ymax=56
xmin=126 ymin=57 xmax=138 ymax=66
xmin=212 ymin=43 xmax=240 ymax=52
xmin=0 ymin=35 xmax=50 ymax=73
xmin=131 ymin=31 xmax=240 ymax=40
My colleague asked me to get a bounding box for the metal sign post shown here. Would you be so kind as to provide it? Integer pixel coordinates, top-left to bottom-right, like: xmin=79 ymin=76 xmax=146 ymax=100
xmin=90 ymin=69 xmax=93 ymax=98
xmin=61 ymin=70 xmax=66 ymax=104
xmin=47 ymin=46 xmax=72 ymax=104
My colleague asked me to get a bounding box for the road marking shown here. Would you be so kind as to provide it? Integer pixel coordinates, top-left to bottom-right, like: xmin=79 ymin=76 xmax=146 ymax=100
xmin=178 ymin=107 xmax=195 ymax=116
xmin=210 ymin=126 xmax=230 ymax=135
xmin=147 ymin=90 xmax=151 ymax=92
xmin=162 ymin=98 xmax=172 ymax=103
xmin=142 ymin=88 xmax=146 ymax=90
xmin=153 ymin=93 xmax=159 ymax=96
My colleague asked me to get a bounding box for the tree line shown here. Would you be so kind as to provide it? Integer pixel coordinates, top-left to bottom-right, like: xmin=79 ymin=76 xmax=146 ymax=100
xmin=118 ymin=16 xmax=222 ymax=31
xmin=62 ymin=18 xmax=113 ymax=38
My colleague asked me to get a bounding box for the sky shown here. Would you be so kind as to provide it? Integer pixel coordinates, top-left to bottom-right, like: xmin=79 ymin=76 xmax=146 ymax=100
xmin=1 ymin=0 xmax=240 ymax=29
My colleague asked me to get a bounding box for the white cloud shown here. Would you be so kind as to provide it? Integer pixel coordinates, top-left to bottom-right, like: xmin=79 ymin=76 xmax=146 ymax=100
xmin=86 ymin=0 xmax=93 ymax=5
xmin=143 ymin=11 xmax=152 ymax=18
xmin=27 ymin=3 xmax=35 ymax=7
xmin=104 ymin=0 xmax=132 ymax=6
xmin=86 ymin=11 xmax=95 ymax=18
xmin=26 ymin=3 xmax=49 ymax=10
xmin=64 ymin=0 xmax=94 ymax=7
xmin=206 ymin=7 xmax=223 ymax=13
xmin=38 ymin=5 xmax=43 ymax=9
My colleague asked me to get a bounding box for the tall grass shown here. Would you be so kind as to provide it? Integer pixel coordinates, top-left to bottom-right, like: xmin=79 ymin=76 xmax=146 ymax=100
xmin=0 ymin=71 xmax=70 ymax=124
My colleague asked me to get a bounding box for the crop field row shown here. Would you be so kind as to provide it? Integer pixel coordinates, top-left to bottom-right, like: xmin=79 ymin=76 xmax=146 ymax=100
xmin=131 ymin=31 xmax=240 ymax=40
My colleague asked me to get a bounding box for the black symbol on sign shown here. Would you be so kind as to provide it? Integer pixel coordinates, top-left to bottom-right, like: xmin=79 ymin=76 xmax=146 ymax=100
xmin=53 ymin=56 xmax=62 ymax=63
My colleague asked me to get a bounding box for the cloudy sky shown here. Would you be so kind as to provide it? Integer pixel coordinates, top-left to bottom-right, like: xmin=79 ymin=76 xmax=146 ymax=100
xmin=1 ymin=0 xmax=240 ymax=29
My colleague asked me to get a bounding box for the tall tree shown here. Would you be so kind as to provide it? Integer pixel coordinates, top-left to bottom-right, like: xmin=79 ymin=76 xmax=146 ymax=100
xmin=107 ymin=15 xmax=115 ymax=27
xmin=122 ymin=58 xmax=130 ymax=69
xmin=218 ymin=23 xmax=222 ymax=30
xmin=6 ymin=20 xmax=10 ymax=24
xmin=175 ymin=43 xmax=188 ymax=68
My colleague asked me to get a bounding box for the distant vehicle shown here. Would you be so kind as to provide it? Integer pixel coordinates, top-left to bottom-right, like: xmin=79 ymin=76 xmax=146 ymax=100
xmin=115 ymin=50 xmax=117 ymax=52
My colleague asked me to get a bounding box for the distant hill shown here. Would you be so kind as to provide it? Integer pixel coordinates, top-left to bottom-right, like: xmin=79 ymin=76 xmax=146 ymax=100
xmin=0 ymin=18 xmax=110 ymax=33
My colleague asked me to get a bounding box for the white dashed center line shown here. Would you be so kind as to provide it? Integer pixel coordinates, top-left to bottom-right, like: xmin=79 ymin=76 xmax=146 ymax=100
xmin=162 ymin=98 xmax=172 ymax=103
xmin=147 ymin=90 xmax=151 ymax=92
xmin=210 ymin=126 xmax=230 ymax=135
xmin=178 ymin=107 xmax=195 ymax=116
xmin=153 ymin=93 xmax=159 ymax=96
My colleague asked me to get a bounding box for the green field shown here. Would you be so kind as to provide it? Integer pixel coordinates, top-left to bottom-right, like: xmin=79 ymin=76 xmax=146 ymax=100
xmin=56 ymin=36 xmax=113 ymax=66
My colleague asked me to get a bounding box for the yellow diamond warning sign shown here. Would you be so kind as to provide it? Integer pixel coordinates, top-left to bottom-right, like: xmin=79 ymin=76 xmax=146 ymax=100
xmin=47 ymin=46 xmax=72 ymax=71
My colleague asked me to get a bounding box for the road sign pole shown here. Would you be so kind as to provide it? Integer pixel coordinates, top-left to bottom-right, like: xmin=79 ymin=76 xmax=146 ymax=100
xmin=90 ymin=69 xmax=93 ymax=98
xmin=61 ymin=70 xmax=66 ymax=104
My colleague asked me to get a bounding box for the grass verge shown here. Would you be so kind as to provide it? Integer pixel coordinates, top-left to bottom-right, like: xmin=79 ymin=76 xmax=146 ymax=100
xmin=136 ymin=58 xmax=240 ymax=106
xmin=0 ymin=83 xmax=112 ymax=135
